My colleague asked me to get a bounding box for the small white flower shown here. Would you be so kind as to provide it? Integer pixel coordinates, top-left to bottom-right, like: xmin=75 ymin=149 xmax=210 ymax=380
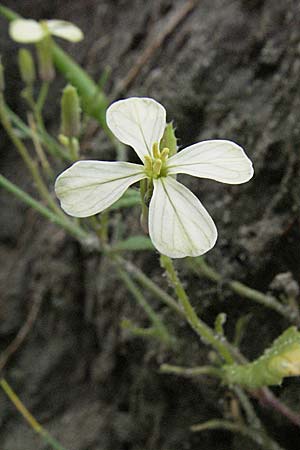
xmin=9 ymin=18 xmax=83 ymax=44
xmin=55 ymin=97 xmax=254 ymax=258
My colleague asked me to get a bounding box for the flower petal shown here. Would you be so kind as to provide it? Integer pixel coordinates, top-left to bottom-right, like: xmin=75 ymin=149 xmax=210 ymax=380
xmin=106 ymin=97 xmax=166 ymax=162
xmin=149 ymin=177 xmax=217 ymax=258
xmin=46 ymin=20 xmax=83 ymax=42
xmin=167 ymin=140 xmax=254 ymax=184
xmin=9 ymin=19 xmax=45 ymax=43
xmin=55 ymin=161 xmax=145 ymax=217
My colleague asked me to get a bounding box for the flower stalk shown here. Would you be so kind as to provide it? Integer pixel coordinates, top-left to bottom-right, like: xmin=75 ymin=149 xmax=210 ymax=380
xmin=160 ymin=255 xmax=234 ymax=364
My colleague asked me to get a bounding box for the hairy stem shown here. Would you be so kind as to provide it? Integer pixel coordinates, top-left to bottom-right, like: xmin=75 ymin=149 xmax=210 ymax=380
xmin=187 ymin=257 xmax=299 ymax=324
xmin=160 ymin=364 xmax=223 ymax=378
xmin=160 ymin=255 xmax=234 ymax=364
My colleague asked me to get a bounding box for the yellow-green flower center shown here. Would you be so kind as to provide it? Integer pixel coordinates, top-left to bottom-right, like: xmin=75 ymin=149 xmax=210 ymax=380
xmin=144 ymin=142 xmax=169 ymax=179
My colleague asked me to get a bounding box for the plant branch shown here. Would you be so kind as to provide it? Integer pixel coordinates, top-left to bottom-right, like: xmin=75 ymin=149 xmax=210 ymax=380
xmin=187 ymin=257 xmax=299 ymax=324
xmin=117 ymin=266 xmax=174 ymax=346
xmin=191 ymin=419 xmax=285 ymax=450
xmin=0 ymin=378 xmax=68 ymax=450
xmin=160 ymin=255 xmax=234 ymax=364
xmin=0 ymin=174 xmax=88 ymax=241
xmin=160 ymin=364 xmax=222 ymax=378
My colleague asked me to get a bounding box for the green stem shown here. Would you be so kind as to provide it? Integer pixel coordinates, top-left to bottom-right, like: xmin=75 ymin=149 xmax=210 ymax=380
xmin=160 ymin=364 xmax=222 ymax=378
xmin=121 ymin=319 xmax=166 ymax=341
xmin=36 ymin=81 xmax=49 ymax=113
xmin=116 ymin=256 xmax=183 ymax=317
xmin=233 ymin=386 xmax=264 ymax=431
xmin=28 ymin=112 xmax=53 ymax=178
xmin=160 ymin=255 xmax=234 ymax=364
xmin=0 ymin=4 xmax=18 ymax=20
xmin=187 ymin=257 xmax=298 ymax=324
xmin=68 ymin=137 xmax=79 ymax=160
xmin=0 ymin=4 xmax=108 ymax=125
xmin=0 ymin=4 xmax=127 ymax=159
xmin=0 ymin=174 xmax=88 ymax=241
xmin=0 ymin=94 xmax=67 ymax=218
xmin=117 ymin=267 xmax=174 ymax=346
xmin=0 ymin=378 xmax=68 ymax=450
xmin=5 ymin=105 xmax=71 ymax=161
xmin=190 ymin=419 xmax=285 ymax=450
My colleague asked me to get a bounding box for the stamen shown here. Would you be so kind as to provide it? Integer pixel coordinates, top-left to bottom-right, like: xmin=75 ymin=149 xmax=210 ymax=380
xmin=152 ymin=142 xmax=160 ymax=159
xmin=160 ymin=147 xmax=169 ymax=161
xmin=144 ymin=155 xmax=153 ymax=172
xmin=153 ymin=159 xmax=162 ymax=176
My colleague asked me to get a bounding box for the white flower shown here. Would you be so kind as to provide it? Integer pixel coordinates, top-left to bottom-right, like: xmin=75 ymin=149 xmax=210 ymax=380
xmin=9 ymin=19 xmax=83 ymax=44
xmin=55 ymin=97 xmax=254 ymax=258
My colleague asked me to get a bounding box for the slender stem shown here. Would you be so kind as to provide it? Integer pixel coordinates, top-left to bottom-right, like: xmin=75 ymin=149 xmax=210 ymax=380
xmin=0 ymin=378 xmax=68 ymax=450
xmin=51 ymin=43 xmax=109 ymax=130
xmin=28 ymin=113 xmax=53 ymax=177
xmin=117 ymin=267 xmax=174 ymax=346
xmin=0 ymin=94 xmax=64 ymax=219
xmin=0 ymin=4 xmax=19 ymax=20
xmin=0 ymin=174 xmax=88 ymax=241
xmin=121 ymin=319 xmax=166 ymax=340
xmin=187 ymin=257 xmax=299 ymax=324
xmin=253 ymin=387 xmax=300 ymax=428
xmin=68 ymin=137 xmax=79 ymax=160
xmin=36 ymin=81 xmax=49 ymax=113
xmin=231 ymin=280 xmax=298 ymax=322
xmin=191 ymin=419 xmax=284 ymax=450
xmin=5 ymin=105 xmax=71 ymax=161
xmin=116 ymin=256 xmax=183 ymax=317
xmin=160 ymin=364 xmax=223 ymax=378
xmin=160 ymin=255 xmax=234 ymax=364
xmin=233 ymin=386 xmax=264 ymax=431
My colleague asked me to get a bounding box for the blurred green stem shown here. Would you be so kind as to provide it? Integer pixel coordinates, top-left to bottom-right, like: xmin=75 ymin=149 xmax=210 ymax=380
xmin=191 ymin=419 xmax=284 ymax=450
xmin=5 ymin=104 xmax=71 ymax=161
xmin=0 ymin=93 xmax=64 ymax=219
xmin=0 ymin=378 xmax=68 ymax=450
xmin=0 ymin=3 xmax=127 ymax=160
xmin=115 ymin=256 xmax=183 ymax=317
xmin=160 ymin=364 xmax=222 ymax=378
xmin=0 ymin=174 xmax=88 ymax=241
xmin=117 ymin=267 xmax=174 ymax=346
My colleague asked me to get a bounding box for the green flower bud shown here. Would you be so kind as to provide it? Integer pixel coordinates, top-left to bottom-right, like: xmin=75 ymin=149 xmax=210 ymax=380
xmin=18 ymin=49 xmax=36 ymax=86
xmin=61 ymin=84 xmax=81 ymax=138
xmin=160 ymin=122 xmax=178 ymax=156
xmin=36 ymin=36 xmax=55 ymax=82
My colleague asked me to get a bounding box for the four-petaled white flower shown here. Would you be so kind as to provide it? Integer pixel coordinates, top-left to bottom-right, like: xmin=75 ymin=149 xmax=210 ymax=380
xmin=55 ymin=97 xmax=254 ymax=258
xmin=9 ymin=18 xmax=83 ymax=43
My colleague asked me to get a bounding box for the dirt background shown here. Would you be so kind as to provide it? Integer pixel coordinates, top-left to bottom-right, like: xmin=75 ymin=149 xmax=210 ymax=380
xmin=1 ymin=0 xmax=300 ymax=449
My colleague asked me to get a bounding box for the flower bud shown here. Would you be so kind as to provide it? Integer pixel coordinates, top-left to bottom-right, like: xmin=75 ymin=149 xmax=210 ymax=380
xmin=18 ymin=49 xmax=36 ymax=86
xmin=36 ymin=36 xmax=55 ymax=82
xmin=60 ymin=84 xmax=81 ymax=137
xmin=160 ymin=122 xmax=177 ymax=156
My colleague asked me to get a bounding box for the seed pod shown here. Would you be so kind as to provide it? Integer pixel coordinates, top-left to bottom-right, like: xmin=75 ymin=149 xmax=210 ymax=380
xmin=223 ymin=327 xmax=300 ymax=389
